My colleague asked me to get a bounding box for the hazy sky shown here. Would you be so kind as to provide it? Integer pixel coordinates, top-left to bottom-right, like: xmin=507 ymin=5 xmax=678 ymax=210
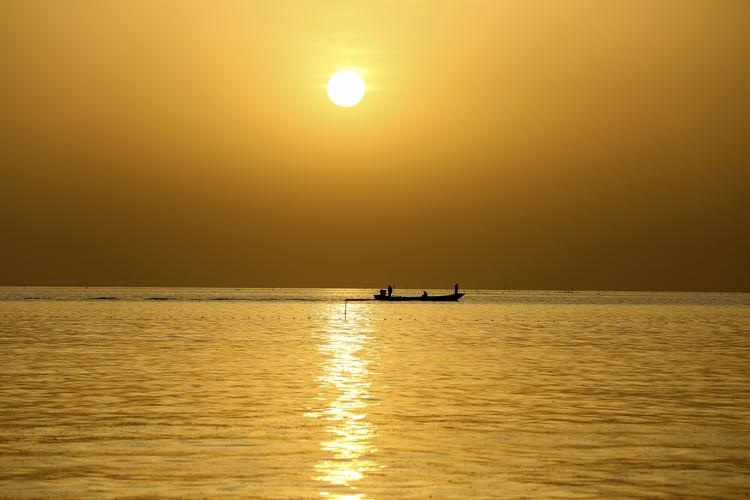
xmin=1 ymin=0 xmax=748 ymax=290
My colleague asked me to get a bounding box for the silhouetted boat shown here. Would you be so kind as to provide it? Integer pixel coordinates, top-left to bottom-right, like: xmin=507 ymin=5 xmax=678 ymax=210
xmin=373 ymin=292 xmax=464 ymax=302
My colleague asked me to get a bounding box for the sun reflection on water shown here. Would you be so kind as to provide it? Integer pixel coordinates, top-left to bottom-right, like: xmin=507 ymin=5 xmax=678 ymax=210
xmin=308 ymin=306 xmax=379 ymax=499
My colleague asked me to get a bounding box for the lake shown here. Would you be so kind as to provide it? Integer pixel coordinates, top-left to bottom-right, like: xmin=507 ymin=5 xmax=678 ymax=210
xmin=1 ymin=288 xmax=748 ymax=498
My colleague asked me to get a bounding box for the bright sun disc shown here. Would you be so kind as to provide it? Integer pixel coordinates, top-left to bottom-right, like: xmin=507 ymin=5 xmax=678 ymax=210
xmin=327 ymin=70 xmax=366 ymax=107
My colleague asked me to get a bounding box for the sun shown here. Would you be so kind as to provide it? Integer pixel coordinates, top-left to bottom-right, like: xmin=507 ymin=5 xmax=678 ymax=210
xmin=327 ymin=70 xmax=366 ymax=107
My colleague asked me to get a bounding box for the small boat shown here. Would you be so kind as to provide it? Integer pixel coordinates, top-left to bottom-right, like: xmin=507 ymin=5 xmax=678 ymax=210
xmin=373 ymin=292 xmax=464 ymax=302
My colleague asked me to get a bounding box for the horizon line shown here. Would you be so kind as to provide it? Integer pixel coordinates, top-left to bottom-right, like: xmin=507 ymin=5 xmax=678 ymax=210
xmin=0 ymin=284 xmax=745 ymax=294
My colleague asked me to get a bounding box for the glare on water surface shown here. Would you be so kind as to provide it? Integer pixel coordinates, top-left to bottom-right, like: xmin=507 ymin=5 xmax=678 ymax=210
xmin=307 ymin=306 xmax=380 ymax=498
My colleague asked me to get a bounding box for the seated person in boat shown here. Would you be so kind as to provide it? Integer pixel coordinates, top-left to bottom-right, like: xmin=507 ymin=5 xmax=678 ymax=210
xmin=422 ymin=290 xmax=428 ymax=297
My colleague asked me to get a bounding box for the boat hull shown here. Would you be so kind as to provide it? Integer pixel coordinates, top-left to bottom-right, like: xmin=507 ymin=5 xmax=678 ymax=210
xmin=373 ymin=293 xmax=464 ymax=302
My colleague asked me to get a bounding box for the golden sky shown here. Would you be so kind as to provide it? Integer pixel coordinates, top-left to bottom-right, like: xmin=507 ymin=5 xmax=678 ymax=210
xmin=1 ymin=0 xmax=748 ymax=290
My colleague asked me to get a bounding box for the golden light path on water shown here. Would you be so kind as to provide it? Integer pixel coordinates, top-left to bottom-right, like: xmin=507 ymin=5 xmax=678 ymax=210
xmin=307 ymin=306 xmax=380 ymax=499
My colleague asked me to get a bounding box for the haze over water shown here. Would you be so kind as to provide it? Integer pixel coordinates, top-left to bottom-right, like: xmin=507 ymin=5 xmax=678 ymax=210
xmin=1 ymin=288 xmax=749 ymax=498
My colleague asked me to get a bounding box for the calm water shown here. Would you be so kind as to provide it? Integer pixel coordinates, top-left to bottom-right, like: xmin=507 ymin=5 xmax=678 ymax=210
xmin=1 ymin=288 xmax=749 ymax=498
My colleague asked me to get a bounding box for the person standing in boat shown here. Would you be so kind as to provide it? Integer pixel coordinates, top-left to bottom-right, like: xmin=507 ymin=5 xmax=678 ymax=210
xmin=454 ymin=283 xmax=459 ymax=295
xmin=388 ymin=285 xmax=393 ymax=297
